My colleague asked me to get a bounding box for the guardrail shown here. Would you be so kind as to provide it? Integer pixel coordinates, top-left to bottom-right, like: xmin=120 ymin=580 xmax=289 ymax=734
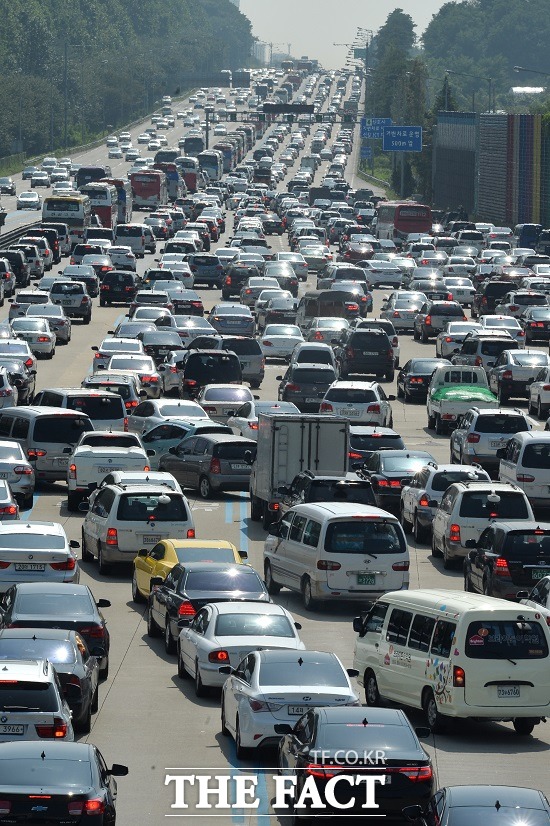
xmin=0 ymin=219 xmax=42 ymax=247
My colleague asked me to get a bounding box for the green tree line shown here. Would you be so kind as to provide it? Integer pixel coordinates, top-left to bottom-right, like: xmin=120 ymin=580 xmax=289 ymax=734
xmin=0 ymin=0 xmax=253 ymax=158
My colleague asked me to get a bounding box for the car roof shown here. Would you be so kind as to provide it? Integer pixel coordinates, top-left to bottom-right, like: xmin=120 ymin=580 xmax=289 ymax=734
xmin=254 ymin=649 xmax=338 ymax=664
xmin=290 ymin=501 xmax=397 ymax=518
xmin=446 ymin=786 xmax=547 ymax=809
xmin=0 ymin=741 xmax=93 ymax=761
xmin=491 ymin=520 xmax=550 ymax=532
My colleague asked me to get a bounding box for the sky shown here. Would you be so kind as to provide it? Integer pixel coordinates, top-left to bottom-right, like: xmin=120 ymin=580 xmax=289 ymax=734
xmin=239 ymin=0 xmax=445 ymax=69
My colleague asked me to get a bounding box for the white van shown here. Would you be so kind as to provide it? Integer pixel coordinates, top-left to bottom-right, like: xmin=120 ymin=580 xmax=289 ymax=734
xmin=498 ymin=431 xmax=550 ymax=508
xmin=32 ymin=388 xmax=127 ymax=432
xmin=263 ymin=502 xmax=409 ymax=611
xmin=115 ymin=224 xmax=147 ymax=258
xmin=353 ymin=589 xmax=550 ymax=736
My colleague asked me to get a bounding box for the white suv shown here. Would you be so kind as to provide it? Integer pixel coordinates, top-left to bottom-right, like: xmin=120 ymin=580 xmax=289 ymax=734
xmin=320 ymin=380 xmax=394 ymax=425
xmin=431 ymin=480 xmax=533 ymax=568
xmin=0 ymin=658 xmax=74 ymax=742
xmin=81 ymin=483 xmax=195 ymax=573
xmin=450 ymin=408 xmax=534 ymax=474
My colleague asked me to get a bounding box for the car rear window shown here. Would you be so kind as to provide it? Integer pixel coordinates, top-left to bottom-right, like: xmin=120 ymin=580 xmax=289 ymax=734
xmin=182 ymin=569 xmax=263 ymax=593
xmin=258 ymin=659 xmax=348 ymax=687
xmin=350 ymin=433 xmax=405 ymax=452
xmin=502 ymin=530 xmax=550 ymax=555
xmin=485 ymin=283 xmax=510 ymax=296
xmin=186 ymin=354 xmax=241 ymax=383
xmin=459 ymin=491 xmax=530 ymax=518
xmin=214 ymin=613 xmax=294 ymax=637
xmin=293 ymin=368 xmax=336 ymax=383
xmin=465 ymin=620 xmax=548 ymax=659
xmin=223 ymin=339 xmax=261 ymax=356
xmin=33 ymin=416 xmax=93 ymax=443
xmin=81 ymin=434 xmax=138 ymax=448
xmin=324 ymin=520 xmax=405 ymax=555
xmin=117 ymin=226 xmax=144 ymax=238
xmin=15 ymin=592 xmax=94 ymax=615
xmin=117 ymin=493 xmax=188 ymax=522
xmin=0 ymin=682 xmax=59 ymax=712
xmin=309 ymin=480 xmax=376 ymax=506
xmin=325 ymin=388 xmax=377 ymax=403
xmin=193 ymin=256 xmax=219 ymax=266
xmin=476 ymin=415 xmax=528 ymax=434
xmin=521 ymin=443 xmax=550 ymax=468
xmin=87 ymin=383 xmax=130 ymax=400
xmin=349 ymin=332 xmax=389 ymax=347
xmin=480 ymin=340 xmax=519 ymax=356
xmin=67 ymin=397 xmax=124 ymax=419
xmin=431 ymin=304 xmax=464 ymax=316
xmin=432 ymin=470 xmax=486 ymax=491
xmin=214 ymin=443 xmax=256 ymax=461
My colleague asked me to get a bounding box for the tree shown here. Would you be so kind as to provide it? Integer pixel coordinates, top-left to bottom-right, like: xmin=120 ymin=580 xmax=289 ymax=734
xmin=376 ymin=9 xmax=416 ymax=59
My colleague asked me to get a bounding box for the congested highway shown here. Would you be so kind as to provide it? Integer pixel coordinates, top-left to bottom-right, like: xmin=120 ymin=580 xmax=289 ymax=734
xmin=1 ymin=70 xmax=550 ymax=825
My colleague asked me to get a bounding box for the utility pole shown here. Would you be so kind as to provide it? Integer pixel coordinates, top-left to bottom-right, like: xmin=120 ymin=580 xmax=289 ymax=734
xmin=205 ymin=109 xmax=210 ymax=149
xmin=64 ymin=41 xmax=68 ymax=150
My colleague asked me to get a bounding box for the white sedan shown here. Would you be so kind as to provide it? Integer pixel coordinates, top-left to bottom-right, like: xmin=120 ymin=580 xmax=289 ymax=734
xmin=260 ymin=324 xmax=304 ymax=360
xmin=10 ymin=318 xmax=56 ymax=358
xmin=16 ymin=191 xmax=41 ymax=211
xmin=177 ymin=602 xmax=305 ymax=690
xmin=227 ymin=400 xmax=299 ymax=440
xmin=479 ymin=315 xmax=526 ymax=347
xmin=127 ymin=398 xmax=206 ymax=435
xmin=109 ymin=245 xmax=137 ymax=271
xmin=320 ymin=380 xmax=394 ymax=425
xmin=221 ymin=650 xmax=359 ymax=757
xmin=196 ymin=385 xmax=255 ymax=423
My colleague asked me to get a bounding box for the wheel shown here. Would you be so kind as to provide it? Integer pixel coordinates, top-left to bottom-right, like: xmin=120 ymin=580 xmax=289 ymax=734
xmin=261 ymin=503 xmax=273 ymax=530
xmin=67 ymin=491 xmax=81 ymax=513
xmin=47 ymin=349 xmax=54 ymax=359
xmin=177 ymin=644 xmax=188 ymax=679
xmin=264 ymin=561 xmax=281 ymax=595
xmin=91 ymin=687 xmax=99 ymax=713
xmin=97 ymin=544 xmax=111 ymax=575
xmin=81 ymin=530 xmax=94 ymax=562
xmin=464 ymin=568 xmax=474 ymax=592
xmin=131 ymin=569 xmax=145 ymax=603
xmin=99 ymin=660 xmax=109 ymax=681
xmin=301 ymin=577 xmax=318 ymax=611
xmin=413 ymin=512 xmax=428 ymax=543
xmin=250 ymin=379 xmax=261 ymax=389
xmin=528 ymin=397 xmax=535 ymax=415
xmin=194 ymin=660 xmax=207 ymax=697
xmin=423 ymin=689 xmax=447 ymax=734
xmin=146 ymin=602 xmax=160 ymax=637
xmin=164 ymin=619 xmax=176 ymax=654
xmin=400 ymin=503 xmax=412 ymax=534
xmin=221 ymin=703 xmax=230 ymax=736
xmin=421 ymin=329 xmax=429 ymax=343
xmin=385 ymin=370 xmax=394 ymax=382
xmin=198 ymin=475 xmax=212 ymax=499
xmin=364 ymin=670 xmax=381 ymax=706
xmin=435 ymin=414 xmax=445 ymax=435
xmin=21 ymin=493 xmax=33 ymax=510
xmin=427 ymin=412 xmax=435 ymax=429
xmin=83 ymin=314 xmax=91 ymax=325
xmin=513 ymin=718 xmax=536 ymax=736
xmin=498 ymin=387 xmax=508 ymax=406
xmin=443 ymin=542 xmax=454 ymax=569
xmin=431 ymin=531 xmax=443 ymax=558
xmin=76 ymin=702 xmax=92 ymax=734
xmin=482 ymin=577 xmax=491 ymax=596
xmin=397 ymin=383 xmax=404 ymax=399
xmin=538 ymin=399 xmax=546 ymax=420
xmin=235 ymin=716 xmax=251 ymax=759
xmin=250 ymin=495 xmax=262 ymax=521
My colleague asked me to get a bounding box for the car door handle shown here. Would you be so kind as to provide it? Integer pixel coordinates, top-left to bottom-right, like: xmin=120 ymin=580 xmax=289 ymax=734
xmin=374 ymin=643 xmax=379 ymax=649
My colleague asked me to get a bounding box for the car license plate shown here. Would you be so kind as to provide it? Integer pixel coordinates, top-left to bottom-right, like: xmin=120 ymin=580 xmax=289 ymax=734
xmin=62 ymin=300 xmax=72 ymax=306
xmin=15 ymin=563 xmax=45 ymax=571
xmin=497 ymin=685 xmax=520 ymax=698
xmin=0 ymin=724 xmax=24 ymax=735
xmin=231 ymin=464 xmax=249 ymax=471
xmin=346 ymin=409 xmax=360 ymax=417
xmin=363 ymin=351 xmax=377 ymax=355
xmin=532 ymin=569 xmax=550 ymax=580
xmin=98 ymin=467 xmax=122 ymax=474
xmin=143 ymin=535 xmax=161 ymax=544
xmin=222 ymin=409 xmax=236 ymax=416
xmin=57 ymin=458 xmax=68 ymax=467
xmin=288 ymin=706 xmax=307 ymax=716
xmin=0 ymin=473 xmax=8 ymax=479
xmin=357 ymin=574 xmax=376 ymax=585
xmin=227 ymin=320 xmax=241 ymax=325
xmin=305 ymin=398 xmax=319 ymax=403
xmin=490 ymin=441 xmax=505 ymax=448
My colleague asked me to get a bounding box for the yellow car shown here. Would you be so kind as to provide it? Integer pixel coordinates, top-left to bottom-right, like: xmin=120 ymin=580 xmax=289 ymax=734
xmin=132 ymin=539 xmax=246 ymax=601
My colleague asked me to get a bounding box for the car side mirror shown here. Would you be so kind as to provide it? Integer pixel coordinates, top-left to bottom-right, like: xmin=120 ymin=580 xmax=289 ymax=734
xmin=277 ymin=485 xmax=289 ymax=495
xmin=69 ymin=540 xmax=80 ymax=549
xmin=496 ymin=447 xmax=506 ymax=458
xmin=150 ymin=576 xmax=164 ymax=589
xmin=63 ymin=447 xmax=72 ymax=454
xmin=468 ymin=550 xmax=477 ymax=562
xmin=96 ymin=599 xmax=111 ymax=608
xmin=387 ymin=394 xmax=396 ymax=401
xmin=515 ymin=590 xmax=529 ymax=599
xmin=239 ymin=551 xmax=248 ymax=560
xmin=78 ymin=501 xmax=89 ymax=512
xmin=346 ymin=668 xmax=359 ymax=678
xmin=428 ymin=500 xmax=438 ymax=508
xmin=169 ymin=446 xmax=177 ymax=454
xmin=268 ymin=522 xmax=280 ymax=537
xmin=109 ymin=764 xmax=129 ymax=777
xmin=146 ymin=449 xmax=155 ymax=457
xmin=465 ymin=539 xmax=478 ymax=549
xmin=138 ymin=548 xmax=149 ymax=557
xmin=218 ymin=665 xmax=234 ymax=675
xmin=414 ymin=727 xmax=431 ymax=739
xmin=353 ymin=617 xmax=363 ymax=633
xmin=276 ymin=375 xmax=283 ymax=381
xmin=91 ymin=346 xmax=98 ymax=351
xmin=402 ymin=804 xmax=424 ymax=822
xmin=274 ymin=724 xmax=293 ymax=735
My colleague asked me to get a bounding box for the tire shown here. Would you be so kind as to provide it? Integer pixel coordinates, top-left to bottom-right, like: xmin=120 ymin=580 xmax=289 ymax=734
xmin=22 ymin=493 xmax=34 ymax=511
xmin=91 ymin=687 xmax=99 ymax=713
xmin=67 ymin=491 xmax=81 ymax=513
xmin=194 ymin=660 xmax=207 ymax=697
xmin=76 ymin=702 xmax=92 ymax=734
xmin=146 ymin=602 xmax=160 ymax=637
xmin=435 ymin=414 xmax=445 ymax=435
xmin=198 ymin=475 xmax=212 ymax=499
xmin=513 ymin=718 xmax=536 ymax=736
xmin=301 ymin=577 xmax=318 ymax=611
xmin=221 ymin=703 xmax=230 ymax=736
xmin=413 ymin=512 xmax=428 ymax=543
xmin=97 ymin=544 xmax=110 ymax=575
xmin=99 ymin=299 xmax=106 ymax=307
xmin=81 ymin=530 xmax=94 ymax=562
xmin=250 ymin=495 xmax=262 ymax=521
xmin=264 ymin=561 xmax=281 ymax=595
xmin=421 ymin=330 xmax=428 ymax=343
xmin=261 ymin=503 xmax=273 ymax=530
xmin=385 ymin=370 xmax=395 ymax=382
xmin=538 ymin=399 xmax=546 ymax=420
xmin=482 ymin=577 xmax=491 ymax=596
xmin=443 ymin=542 xmax=454 ymax=570
xmin=397 ymin=383 xmax=404 ymax=399
xmin=423 ymin=689 xmax=447 ymax=733
xmin=498 ymin=387 xmax=508 ymax=406
xmin=99 ymin=660 xmax=109 ymax=681
xmin=177 ymin=644 xmax=188 ymax=679
xmin=164 ymin=619 xmax=176 ymax=654
xmin=235 ymin=716 xmax=251 ymax=759
xmin=250 ymin=380 xmax=261 ymax=389
xmin=528 ymin=397 xmax=535 ymax=415
xmin=464 ymin=568 xmax=474 ymax=592
xmin=400 ymin=503 xmax=412 ymax=534
xmin=427 ymin=412 xmax=435 ymax=429
xmin=83 ymin=314 xmax=91 ymax=325
xmin=131 ymin=569 xmax=145 ymax=603
xmin=431 ymin=531 xmax=443 ymax=558
xmin=364 ymin=670 xmax=381 ymax=707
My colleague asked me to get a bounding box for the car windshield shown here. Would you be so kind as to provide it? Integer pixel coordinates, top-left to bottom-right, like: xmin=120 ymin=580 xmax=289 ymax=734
xmin=465 ymin=620 xmax=548 ymax=659
xmin=214 ymin=613 xmax=294 ymax=637
xmin=258 ymin=658 xmax=348 ymax=687
xmin=0 ymin=758 xmax=92 ymax=786
xmin=182 ymin=569 xmax=263 ymax=593
xmin=459 ymin=491 xmax=530 ymax=518
xmin=15 ymin=592 xmax=94 ymax=615
xmin=475 ymin=415 xmax=528 ymax=433
xmin=117 ymin=493 xmax=188 ymax=522
xmin=0 ymin=639 xmax=76 ymax=664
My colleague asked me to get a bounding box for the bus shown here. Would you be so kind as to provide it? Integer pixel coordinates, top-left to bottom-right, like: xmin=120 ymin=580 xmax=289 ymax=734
xmin=153 ymin=149 xmax=179 ymax=165
xmin=182 ymin=135 xmax=205 ymax=158
xmin=213 ymin=142 xmax=236 ymax=174
xmin=376 ymin=201 xmax=432 ymax=245
xmin=197 ymin=150 xmax=224 ymax=182
xmin=75 ymin=165 xmax=112 ymax=189
xmin=42 ymin=194 xmax=92 ymax=248
xmin=78 ymin=183 xmax=118 ymax=229
xmin=101 ymin=178 xmax=133 ymax=224
xmin=130 ymin=170 xmax=168 ymax=210
xmin=152 ymin=162 xmax=185 ymax=201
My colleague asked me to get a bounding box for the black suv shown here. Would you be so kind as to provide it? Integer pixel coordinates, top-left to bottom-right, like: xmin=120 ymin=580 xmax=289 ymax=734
xmin=27 ymin=228 xmax=61 ymax=264
xmin=277 ymin=363 xmax=337 ymax=412
xmin=222 ymin=261 xmax=261 ymax=299
xmin=279 ymin=471 xmax=376 ymax=517
xmin=175 ymin=349 xmax=242 ymax=399
xmin=0 ymin=250 xmax=30 ymax=287
xmin=472 ymin=280 xmax=513 ymax=318
xmin=139 ymin=330 xmax=185 ymax=365
xmin=99 ymin=270 xmax=138 ymax=305
xmin=335 ymin=328 xmax=394 ymax=381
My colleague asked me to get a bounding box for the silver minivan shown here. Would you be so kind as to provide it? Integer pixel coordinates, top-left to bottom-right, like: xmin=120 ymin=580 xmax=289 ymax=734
xmin=0 ymin=407 xmax=93 ymax=482
xmin=115 ymin=224 xmax=147 ymax=258
xmin=32 ymin=388 xmax=127 ymax=431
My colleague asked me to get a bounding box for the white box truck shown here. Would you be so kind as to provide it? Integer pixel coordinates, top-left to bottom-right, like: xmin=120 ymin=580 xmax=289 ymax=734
xmin=249 ymin=413 xmax=350 ymax=528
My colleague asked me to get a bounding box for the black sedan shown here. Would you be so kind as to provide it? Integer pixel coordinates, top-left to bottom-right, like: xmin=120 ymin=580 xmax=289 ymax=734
xmin=397 ymin=358 xmax=450 ymax=402
xmin=147 ymin=561 xmax=270 ymax=654
xmin=348 ymin=426 xmax=406 ymax=468
xmin=0 ymin=628 xmax=99 ymax=733
xmin=139 ymin=330 xmax=185 ymax=365
xmin=403 ymin=785 xmax=550 ymax=826
xmin=360 ymin=450 xmax=436 ymax=513
xmin=278 ymin=706 xmax=434 ymax=819
xmin=522 ymin=306 xmax=550 ymax=342
xmin=0 ymin=582 xmax=111 ymax=678
xmin=0 ymin=741 xmax=127 ymax=823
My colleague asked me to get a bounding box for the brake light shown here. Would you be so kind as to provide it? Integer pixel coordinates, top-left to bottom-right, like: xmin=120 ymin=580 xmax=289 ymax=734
xmin=125 ymin=400 xmax=138 ymax=409
xmin=495 ymin=557 xmax=510 ymax=575
xmin=285 ymin=383 xmax=300 ymax=391
xmin=475 ymin=356 xmax=483 ymax=366
xmin=502 ymin=370 xmax=513 ymax=380
xmin=0 ymin=505 xmax=17 ymax=516
xmin=210 ymin=458 xmax=221 ymax=474
xmin=320 ymin=402 xmax=333 ymax=412
xmin=79 ymin=625 xmax=105 ymax=638
xmin=13 ymin=465 xmax=32 ymax=475
xmin=419 ymin=495 xmax=430 ymax=507
xmin=24 ymin=358 xmax=33 ymax=368
xmin=348 ymin=451 xmax=363 ymax=459
xmin=409 ymin=377 xmax=423 ymax=384
xmin=0 ymin=561 xmax=10 ymax=569
xmin=35 ymin=717 xmax=67 ymax=738
xmin=346 ymin=347 xmax=354 ymax=357
xmin=69 ymin=463 xmax=77 ymax=479
xmin=517 ymin=474 xmax=535 ymax=483
xmin=466 ymin=433 xmax=480 ymax=443
xmin=184 ymin=379 xmax=197 ymax=386
xmin=425 ymin=315 xmax=432 ymax=326
xmin=106 ymin=527 xmax=118 ymax=546
xmin=367 ymin=404 xmax=380 ymax=413
xmin=178 ymin=601 xmax=196 ymax=617
xmin=50 ymin=557 xmax=76 ymax=571
xmin=453 ymin=666 xmax=466 ymax=687
xmin=445 ymin=336 xmax=453 ymax=343
xmin=0 ymin=389 xmax=12 ymax=398
xmin=208 ymin=650 xmax=230 ymax=662
xmin=449 ymin=523 xmax=461 ymax=542
xmin=317 ymin=560 xmax=341 ymax=570
xmin=27 ymin=448 xmax=46 ymax=459
xmin=509 ymin=305 xmax=519 ymax=311
xmin=397 ymin=766 xmax=433 ymax=782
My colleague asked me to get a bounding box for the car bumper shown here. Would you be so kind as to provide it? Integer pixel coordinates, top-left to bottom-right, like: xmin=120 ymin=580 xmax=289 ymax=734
xmin=311 ymin=578 xmax=409 ymax=601
xmin=210 ymin=474 xmax=251 ymax=492
xmin=499 ymin=379 xmax=530 ymax=397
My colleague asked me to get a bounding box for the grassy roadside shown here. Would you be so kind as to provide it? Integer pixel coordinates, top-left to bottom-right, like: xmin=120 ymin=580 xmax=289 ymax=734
xmin=357 ymin=154 xmax=399 ymax=199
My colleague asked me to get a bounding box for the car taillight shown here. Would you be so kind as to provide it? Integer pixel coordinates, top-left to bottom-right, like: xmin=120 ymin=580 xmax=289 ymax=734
xmin=69 ymin=463 xmax=76 ymax=479
xmin=475 ymin=356 xmax=483 ymax=366
xmin=509 ymin=305 xmax=519 ymax=311
xmin=13 ymin=466 xmax=32 ymax=475
xmin=482 ymin=296 xmax=488 ymax=304
xmin=248 ymin=698 xmax=270 ymax=712
xmin=316 ymin=559 xmax=341 ymax=571
xmin=178 ymin=601 xmax=196 ymax=617
xmin=208 ymin=650 xmax=230 ymax=662
xmin=184 ymin=379 xmax=197 ymax=386
xmin=392 ymin=561 xmax=410 ymax=571
xmin=81 ymin=296 xmax=90 ymax=303
xmin=35 ymin=717 xmax=67 ymax=738
xmin=285 ymin=383 xmax=300 ymax=392
xmin=409 ymin=377 xmax=423 ymax=384
xmin=449 ymin=523 xmax=461 ymax=542
xmin=395 ymin=766 xmax=433 ymax=782
xmin=141 ymin=375 xmax=159 ymax=383
xmin=495 ymin=557 xmax=510 ymax=575
xmin=27 ymin=448 xmax=47 ymax=459
xmin=210 ymin=457 xmax=221 ymax=474
xmin=502 ymin=370 xmax=513 ymax=380
xmin=320 ymin=402 xmax=333 ymax=412
xmin=517 ymin=473 xmax=535 ymax=482
xmin=79 ymin=625 xmax=105 ymax=638
xmin=0 ymin=505 xmax=17 ymax=516
xmin=346 ymin=347 xmax=354 ymax=357
xmin=425 ymin=315 xmax=432 ymax=326
xmin=0 ymin=389 xmax=12 ymax=398
xmin=453 ymin=666 xmax=466 ymax=687
xmin=24 ymin=358 xmax=33 ymax=368
xmin=125 ymin=400 xmax=138 ymax=409
xmin=348 ymin=451 xmax=363 ymax=460
xmin=447 ymin=293 xmax=454 ymax=301
xmin=106 ymin=527 xmax=118 ymax=546
xmin=466 ymin=433 xmax=480 ymax=443
xmin=367 ymin=404 xmax=380 ymax=413
xmin=50 ymin=557 xmax=76 ymax=571
xmin=68 ymin=800 xmax=105 ymax=816
xmin=419 ymin=495 xmax=430 ymax=507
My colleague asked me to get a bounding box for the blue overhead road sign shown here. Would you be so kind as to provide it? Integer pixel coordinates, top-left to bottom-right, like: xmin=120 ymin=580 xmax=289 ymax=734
xmin=382 ymin=125 xmax=422 ymax=152
xmin=360 ymin=117 xmax=392 ymax=139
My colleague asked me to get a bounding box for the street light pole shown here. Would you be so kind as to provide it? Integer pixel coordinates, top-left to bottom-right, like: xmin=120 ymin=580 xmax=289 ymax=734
xmin=446 ymin=68 xmax=494 ymax=112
